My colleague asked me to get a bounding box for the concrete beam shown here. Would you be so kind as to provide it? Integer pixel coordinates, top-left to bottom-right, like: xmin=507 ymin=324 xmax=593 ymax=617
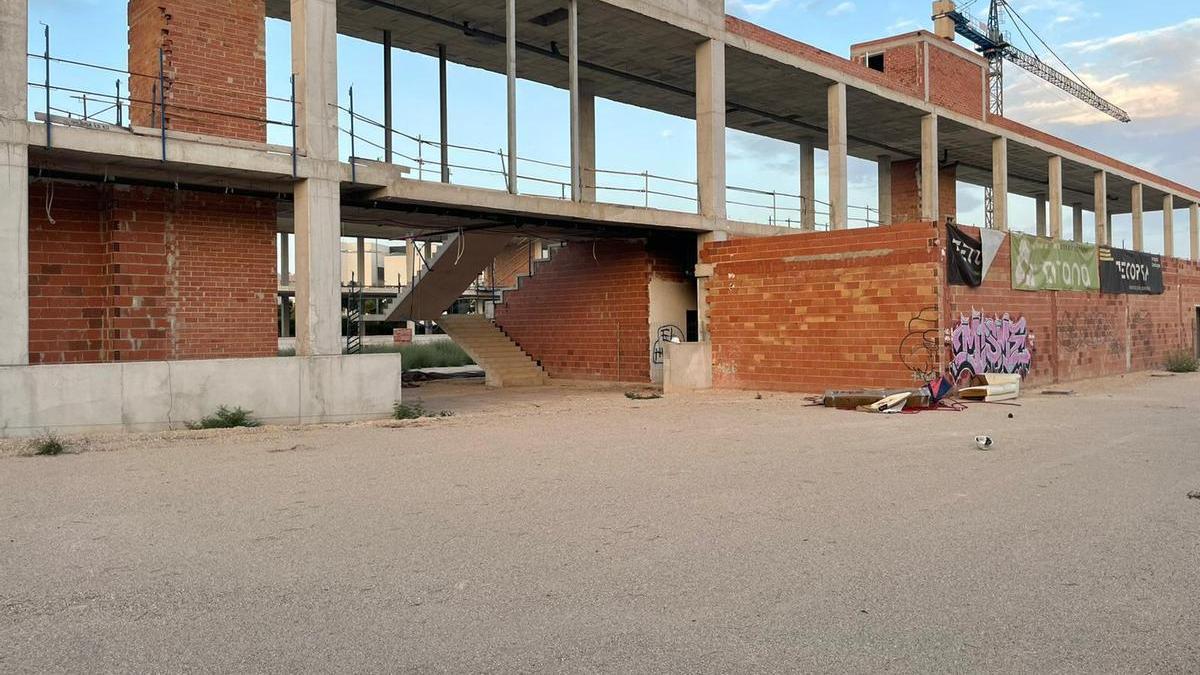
xmin=1132 ymin=183 xmax=1144 ymax=251
xmin=1192 ymin=203 xmax=1199 ymax=262
xmin=992 ymin=136 xmax=1008 ymax=232
xmin=580 ymin=86 xmax=597 ymax=202
xmin=1072 ymin=203 xmax=1083 ymax=243
xmin=1035 ymin=195 xmax=1047 ymax=237
xmin=876 ymin=155 xmax=892 ymax=226
xmin=0 ymin=0 xmax=28 ymax=366
xmin=799 ymin=139 xmax=815 ymax=230
xmin=1163 ymin=194 xmax=1174 ymax=258
xmin=1094 ymin=170 xmax=1107 ymax=246
xmin=920 ymin=114 xmax=938 ymax=222
xmin=695 ymin=38 xmax=726 ymax=220
xmin=568 ymin=0 xmax=582 ymax=201
xmin=506 ymin=0 xmax=518 ymax=194
xmin=828 ymin=82 xmax=848 ymax=229
xmin=1048 ymin=156 xmax=1063 ymax=239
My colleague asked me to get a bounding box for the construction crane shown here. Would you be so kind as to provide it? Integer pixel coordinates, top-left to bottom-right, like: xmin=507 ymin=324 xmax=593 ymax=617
xmin=933 ymin=0 xmax=1130 ymax=226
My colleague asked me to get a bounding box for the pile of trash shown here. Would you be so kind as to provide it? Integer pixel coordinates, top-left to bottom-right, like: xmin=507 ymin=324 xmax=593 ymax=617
xmin=818 ymin=373 xmax=1021 ymax=414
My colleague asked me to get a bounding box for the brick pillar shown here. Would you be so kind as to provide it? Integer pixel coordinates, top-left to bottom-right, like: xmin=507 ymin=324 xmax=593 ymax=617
xmin=891 ymin=159 xmax=956 ymax=224
xmin=128 ymin=0 xmax=268 ymax=142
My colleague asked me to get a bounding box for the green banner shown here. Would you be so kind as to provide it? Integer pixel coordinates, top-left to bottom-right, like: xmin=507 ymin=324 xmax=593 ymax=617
xmin=1010 ymin=233 xmax=1099 ymax=292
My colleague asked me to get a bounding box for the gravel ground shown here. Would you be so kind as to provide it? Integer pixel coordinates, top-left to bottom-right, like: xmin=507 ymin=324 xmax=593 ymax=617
xmin=2 ymin=373 xmax=1199 ymax=672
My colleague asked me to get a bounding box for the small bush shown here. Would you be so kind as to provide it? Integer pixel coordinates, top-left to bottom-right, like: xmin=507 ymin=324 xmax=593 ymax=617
xmin=278 ymin=341 xmax=474 ymax=372
xmin=32 ymin=432 xmax=67 ymax=456
xmin=396 ymin=341 xmax=474 ymax=372
xmin=392 ymin=401 xmax=453 ymax=420
xmin=187 ymin=405 xmax=261 ymax=430
xmin=1164 ymin=350 xmax=1200 ymax=373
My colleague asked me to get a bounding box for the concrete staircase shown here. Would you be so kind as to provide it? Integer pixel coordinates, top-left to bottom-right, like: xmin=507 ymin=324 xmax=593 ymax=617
xmin=385 ymin=231 xmax=514 ymax=322
xmin=436 ymin=314 xmax=548 ymax=387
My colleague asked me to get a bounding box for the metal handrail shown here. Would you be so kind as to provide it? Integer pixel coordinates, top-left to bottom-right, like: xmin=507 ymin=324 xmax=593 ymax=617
xmin=27 ymin=34 xmax=298 ymax=175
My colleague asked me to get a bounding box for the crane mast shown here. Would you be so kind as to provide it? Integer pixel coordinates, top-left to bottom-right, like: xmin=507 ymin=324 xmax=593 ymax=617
xmin=933 ymin=0 xmax=1130 ymax=227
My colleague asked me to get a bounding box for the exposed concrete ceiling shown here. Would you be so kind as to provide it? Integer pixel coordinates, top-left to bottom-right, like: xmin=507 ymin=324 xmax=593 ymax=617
xmin=264 ymin=0 xmax=1180 ymax=213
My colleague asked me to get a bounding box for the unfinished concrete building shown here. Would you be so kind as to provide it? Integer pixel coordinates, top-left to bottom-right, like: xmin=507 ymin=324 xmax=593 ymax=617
xmin=2 ymin=0 xmax=1199 ymax=435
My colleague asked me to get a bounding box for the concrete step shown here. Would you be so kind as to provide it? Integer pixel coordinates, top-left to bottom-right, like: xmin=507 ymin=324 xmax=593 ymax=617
xmin=436 ymin=314 xmax=546 ymax=388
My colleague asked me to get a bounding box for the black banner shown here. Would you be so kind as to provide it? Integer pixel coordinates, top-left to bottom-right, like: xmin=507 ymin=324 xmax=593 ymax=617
xmin=1099 ymin=246 xmax=1163 ymax=295
xmin=947 ymin=224 xmax=982 ymax=287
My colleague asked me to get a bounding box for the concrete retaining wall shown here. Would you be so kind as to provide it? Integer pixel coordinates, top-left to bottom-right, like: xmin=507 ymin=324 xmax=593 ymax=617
xmin=0 ymin=354 xmax=403 ymax=437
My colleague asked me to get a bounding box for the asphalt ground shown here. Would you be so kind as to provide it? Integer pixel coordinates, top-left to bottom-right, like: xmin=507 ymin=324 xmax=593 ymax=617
xmin=2 ymin=373 xmax=1198 ymax=672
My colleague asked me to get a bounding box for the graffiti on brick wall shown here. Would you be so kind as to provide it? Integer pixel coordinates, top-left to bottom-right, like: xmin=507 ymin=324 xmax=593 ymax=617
xmin=949 ymin=310 xmax=1033 ymax=380
xmin=900 ymin=307 xmax=940 ymax=381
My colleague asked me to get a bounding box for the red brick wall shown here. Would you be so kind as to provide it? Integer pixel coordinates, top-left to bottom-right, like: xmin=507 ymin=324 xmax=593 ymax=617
xmin=128 ymin=0 xmax=267 ymax=142
xmin=701 ymin=221 xmax=941 ymax=392
xmin=487 ymin=239 xmax=535 ymax=289
xmin=27 ymin=181 xmax=277 ymax=364
xmin=494 ymin=239 xmax=686 ymax=382
xmin=881 ymin=43 xmax=925 ymax=98
xmin=28 ymin=183 xmax=108 ymax=363
xmin=944 ymin=226 xmax=1200 ymax=386
xmin=891 ymin=160 xmax=957 ymax=224
xmin=928 ymin=46 xmax=985 ymax=120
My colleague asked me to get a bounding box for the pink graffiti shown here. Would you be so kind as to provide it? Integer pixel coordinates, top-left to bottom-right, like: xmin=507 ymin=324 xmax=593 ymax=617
xmin=950 ymin=311 xmax=1032 ymax=379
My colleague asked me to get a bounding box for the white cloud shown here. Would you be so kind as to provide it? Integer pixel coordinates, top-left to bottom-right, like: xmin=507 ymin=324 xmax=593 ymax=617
xmin=826 ymin=2 xmax=856 ymax=17
xmin=727 ymin=0 xmax=788 ymax=18
xmin=1003 ymin=18 xmax=1200 ymax=188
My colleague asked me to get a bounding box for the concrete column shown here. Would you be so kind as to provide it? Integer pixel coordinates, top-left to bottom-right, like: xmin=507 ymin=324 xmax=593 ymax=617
xmin=1093 ymin=170 xmax=1108 ymax=246
xmin=695 ymin=39 xmax=726 ymax=220
xmin=279 ymin=232 xmax=291 ymax=285
xmin=920 ymin=113 xmax=939 ymax=222
xmin=1106 ymin=212 xmax=1114 ymax=247
xmin=405 ymin=239 xmax=416 ymax=284
xmin=0 ymin=0 xmax=29 ymax=365
xmin=827 ymin=83 xmax=848 ymax=230
xmin=383 ymin=30 xmax=392 ymax=163
xmin=992 ymin=136 xmax=1008 ymax=231
xmin=438 ymin=44 xmax=450 ymax=184
xmin=279 ymin=296 xmax=292 ymax=339
xmin=579 ymin=86 xmax=597 ymax=202
xmin=356 ymin=236 xmax=366 ymax=286
xmin=1162 ymin=195 xmax=1174 ymax=258
xmin=1048 ymin=156 xmax=1063 ymax=239
xmin=799 ymin=139 xmax=816 ymax=230
xmin=1132 ymin=183 xmax=1144 ymax=251
xmin=293 ymin=179 xmax=342 ymax=356
xmin=1035 ymin=195 xmax=1047 ymax=237
xmin=505 ymin=0 xmax=518 ymax=194
xmin=1072 ymin=203 xmax=1083 ymax=243
xmin=876 ymin=155 xmax=892 ymax=226
xmin=1191 ymin=203 xmax=1199 ymax=261
xmin=292 ymin=0 xmax=342 ymax=356
xmin=567 ymin=0 xmax=582 ymax=201
xmin=695 ymin=230 xmax=727 ymax=342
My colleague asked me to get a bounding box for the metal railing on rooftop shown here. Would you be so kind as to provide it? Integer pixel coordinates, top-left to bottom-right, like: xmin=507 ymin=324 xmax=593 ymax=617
xmin=26 ymin=25 xmax=298 ymax=175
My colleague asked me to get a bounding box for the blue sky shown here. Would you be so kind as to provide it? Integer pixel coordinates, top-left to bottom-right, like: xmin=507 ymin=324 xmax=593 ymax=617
xmin=25 ymin=0 xmax=1200 ymax=254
